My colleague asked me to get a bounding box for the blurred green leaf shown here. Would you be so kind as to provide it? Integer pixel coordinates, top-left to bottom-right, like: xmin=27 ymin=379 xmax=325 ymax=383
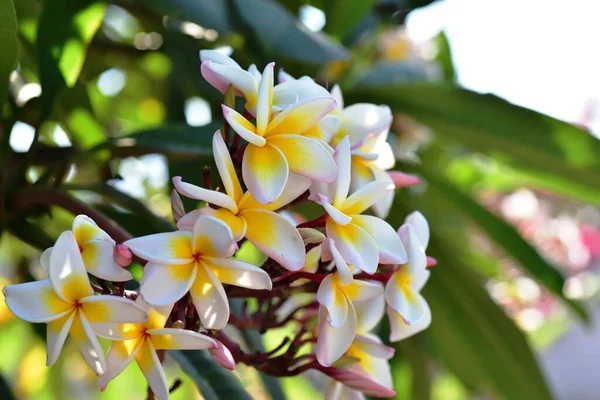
xmin=8 ymin=217 xmax=55 ymax=250
xmin=0 ymin=374 xmax=15 ymax=400
xmin=234 ymin=0 xmax=349 ymax=64
xmin=423 ymin=237 xmax=553 ymax=400
xmin=354 ymin=61 xmax=431 ymax=87
xmin=324 ymin=0 xmax=377 ymax=39
xmin=37 ymin=0 xmax=106 ymax=121
xmin=423 ymin=170 xmax=587 ymax=320
xmin=144 ymin=0 xmax=230 ymax=33
xmin=352 ymin=83 xmax=600 ymax=189
xmin=0 ymin=0 xmax=18 ymax=107
xmin=434 ymin=31 xmax=455 ymax=81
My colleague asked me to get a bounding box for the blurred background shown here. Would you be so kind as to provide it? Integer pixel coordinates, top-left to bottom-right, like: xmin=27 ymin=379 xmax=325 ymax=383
xmin=2 ymin=0 xmax=600 ymax=399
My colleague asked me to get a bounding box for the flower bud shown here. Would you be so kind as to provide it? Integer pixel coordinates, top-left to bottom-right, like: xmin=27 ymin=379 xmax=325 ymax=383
xmin=114 ymin=244 xmax=132 ymax=268
xmin=209 ymin=340 xmax=235 ymax=370
xmin=388 ymin=171 xmax=419 ymax=187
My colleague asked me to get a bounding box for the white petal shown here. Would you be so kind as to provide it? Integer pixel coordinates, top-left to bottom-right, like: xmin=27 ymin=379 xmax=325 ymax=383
xmin=317 ymin=274 xmax=348 ymax=328
xmin=330 ymin=84 xmax=344 ymax=111
xmin=277 ymin=68 xmax=295 ymax=83
xmin=274 ymin=79 xmax=327 ymax=103
xmin=351 ymin=215 xmax=407 ymax=265
xmin=242 ymin=143 xmax=288 ymax=204
xmin=201 ymin=60 xmax=256 ymax=98
xmin=369 ymin=168 xmax=394 ymax=219
xmin=81 ymin=240 xmax=133 ymax=282
xmin=213 ymin=131 xmax=244 ymax=203
xmin=71 ymin=311 xmax=107 ymax=375
xmin=72 ymin=215 xmax=114 ymax=245
xmin=136 ymin=341 xmax=169 ymax=400
xmin=149 ymin=328 xmax=216 ymax=350
xmin=3 ymin=279 xmax=71 ymax=323
xmin=256 ymin=62 xmax=274 ymax=135
xmin=200 ymin=50 xmax=241 ymax=67
xmin=190 ymin=265 xmax=230 ymax=330
xmin=247 ymin=63 xmax=262 ymax=81
xmin=326 ymin=221 xmax=379 ymax=274
xmin=397 ymin=224 xmax=427 ymax=276
xmin=298 ymin=228 xmax=326 ymax=245
xmin=346 ymin=279 xmax=384 ymax=302
xmin=40 ymin=247 xmax=52 ymax=273
xmin=192 ymin=216 xmax=236 ymax=257
xmin=404 ymin=211 xmax=430 ymax=250
xmin=173 ymin=176 xmax=238 ymax=213
xmin=388 ymin=298 xmax=431 ymax=342
xmin=319 ymin=194 xmax=351 ymax=225
xmin=353 ymin=333 xmax=395 ymax=360
xmin=81 ymin=295 xmax=148 ymax=324
xmin=341 ymin=104 xmax=392 ymax=141
xmin=333 ymin=137 xmax=352 ymax=207
xmin=123 ymin=231 xmax=193 ymax=265
xmin=354 ymin=294 xmax=385 ymax=333
xmin=222 ymin=105 xmax=266 ymax=146
xmin=316 ymin=301 xmax=357 ymax=367
xmin=98 ymin=338 xmax=144 ymax=389
xmin=203 ymin=256 xmax=272 ymax=290
xmin=327 ymin=239 xmax=353 ymax=285
xmin=46 ymin=311 xmax=76 ymax=366
xmin=177 ymin=208 xmax=214 ymax=232
xmin=49 ymin=231 xmax=93 ymax=303
xmin=385 ymin=280 xmax=426 ymax=325
xmin=237 ymin=171 xmax=311 ymax=212
xmin=266 ymin=97 xmax=336 ymax=136
xmin=140 ymin=262 xmax=197 ymax=306
xmin=341 ymin=180 xmax=393 ymax=216
xmin=91 ymin=322 xmax=142 ymax=341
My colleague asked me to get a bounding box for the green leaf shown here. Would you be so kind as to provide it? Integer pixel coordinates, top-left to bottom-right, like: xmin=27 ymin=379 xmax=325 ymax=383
xmin=423 ymin=170 xmax=588 ymax=321
xmin=354 ymin=61 xmax=431 ymax=87
xmin=144 ymin=0 xmax=230 ymax=33
xmin=0 ymin=374 xmax=15 ymax=400
xmin=37 ymin=0 xmax=106 ymax=121
xmin=234 ymin=0 xmax=349 ymax=64
xmin=434 ymin=32 xmax=455 ymax=81
xmin=423 ymin=236 xmax=553 ymax=399
xmin=171 ymin=350 xmax=252 ymax=400
xmin=8 ymin=217 xmax=55 ymax=250
xmin=351 ymin=83 xmax=600 ymax=189
xmin=324 ymin=0 xmax=377 ymax=39
xmin=0 ymin=0 xmax=18 ymax=107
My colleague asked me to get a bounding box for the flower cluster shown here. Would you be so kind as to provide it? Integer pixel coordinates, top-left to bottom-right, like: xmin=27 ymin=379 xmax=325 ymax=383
xmin=3 ymin=51 xmax=436 ymax=399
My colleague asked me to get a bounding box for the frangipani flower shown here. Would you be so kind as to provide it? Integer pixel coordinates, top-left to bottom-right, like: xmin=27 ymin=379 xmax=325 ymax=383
xmin=315 ymin=272 xmax=384 ymax=367
xmin=174 ymin=131 xmax=309 ymax=270
xmin=222 ymin=63 xmax=337 ymax=204
xmin=312 ymin=137 xmax=407 ymax=282
xmin=96 ymin=298 xmax=217 ymax=400
xmin=41 ymin=215 xmax=132 ymax=281
xmin=3 ymin=231 xmax=147 ymax=374
xmin=385 ymin=211 xmax=432 ymax=340
xmin=124 ymin=215 xmax=272 ymax=330
xmin=325 ymin=296 xmax=396 ymax=399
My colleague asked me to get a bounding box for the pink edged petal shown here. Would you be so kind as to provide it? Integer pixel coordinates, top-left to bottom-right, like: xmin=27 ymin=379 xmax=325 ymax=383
xmin=255 ymin=62 xmax=274 ymax=135
xmin=316 ymin=274 xmax=348 ymax=328
xmin=199 ymin=50 xmax=241 ymax=67
xmin=201 ymin=60 xmax=256 ymax=98
xmin=49 ymin=231 xmax=93 ymax=303
xmin=404 ymin=211 xmax=430 ymax=249
xmin=70 ymin=311 xmax=107 ymax=375
xmin=316 ymin=301 xmax=357 ymax=367
xmin=46 ymin=311 xmax=76 ymax=366
xmin=140 ymin=262 xmax=196 ymax=306
xmin=72 ymin=215 xmax=113 ymax=245
xmin=326 ymin=365 xmax=395 ymax=398
xmin=148 ymin=328 xmax=216 ymax=350
xmin=277 ymin=68 xmax=295 ymax=83
xmin=242 ymin=143 xmax=288 ymax=204
xmin=192 ymin=216 xmax=236 ymax=258
xmin=333 ymin=137 xmax=352 ymax=208
xmin=172 ymin=176 xmax=238 ymax=213
xmin=351 ymin=215 xmax=407 ymax=265
xmin=388 ymin=298 xmax=431 ymax=342
xmin=247 ymin=64 xmax=261 ymax=81
xmin=327 ymin=239 xmax=353 ymax=285
xmin=354 ymin=294 xmax=385 ymax=333
xmin=97 ymin=338 xmax=144 ymax=389
xmin=80 ymin=295 xmax=148 ymax=324
xmin=190 ymin=265 xmax=230 ymax=330
xmin=222 ymin=105 xmax=265 ymax=145
xmin=326 ymin=221 xmax=379 ymax=274
xmin=369 ymin=168 xmax=395 ymax=219
xmin=135 ymin=341 xmax=169 ymax=400
xmin=177 ymin=208 xmax=214 ymax=232
xmin=397 ymin=224 xmax=427 ymax=276
xmin=325 ymin=382 xmax=369 ymax=400
xmin=389 ymin=171 xmax=420 ymax=188
xmin=203 ymin=256 xmax=272 ymax=290
xmin=40 ymin=247 xmax=52 ymax=273
xmin=353 ymin=333 xmax=395 ymax=360
xmin=81 ymin=240 xmax=133 ymax=282
xmin=124 ymin=231 xmax=193 ymax=265
xmin=209 ymin=340 xmax=236 ymax=370
xmin=345 ymin=279 xmax=384 ymax=302
xmin=341 ymin=180 xmax=393 ymax=216
xmin=241 ymin=209 xmax=305 ymax=271
xmin=3 ymin=279 xmax=71 ymax=323
xmin=330 ymin=84 xmax=344 ymax=111
xmin=213 ymin=131 xmax=244 ymax=203
xmin=238 ymin=171 xmax=311 ymax=212
xmin=320 ymin=196 xmax=352 ymax=226
xmin=266 ymin=96 xmax=336 ymax=136
xmin=384 ymin=278 xmax=426 ymax=325
xmin=268 ymin=134 xmax=337 ymax=182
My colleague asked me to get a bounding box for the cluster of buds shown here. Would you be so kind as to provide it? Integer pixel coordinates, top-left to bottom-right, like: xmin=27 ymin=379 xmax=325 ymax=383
xmin=3 ymin=51 xmax=436 ymax=399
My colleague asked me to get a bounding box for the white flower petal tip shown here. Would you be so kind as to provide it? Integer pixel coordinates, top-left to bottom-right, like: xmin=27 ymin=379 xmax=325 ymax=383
xmin=114 ymin=244 xmax=132 ymax=267
xmin=404 ymin=211 xmax=429 ymax=249
xmin=209 ymin=340 xmax=236 ymax=370
xmin=389 ymin=171 xmax=420 ymax=187
xmin=388 ymin=302 xmax=432 ymax=342
xmin=317 ymin=194 xmax=351 ymax=226
xmin=426 ymin=256 xmax=438 ymax=267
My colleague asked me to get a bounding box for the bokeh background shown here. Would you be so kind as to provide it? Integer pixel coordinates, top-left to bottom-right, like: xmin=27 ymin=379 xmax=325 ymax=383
xmin=2 ymin=0 xmax=600 ymax=399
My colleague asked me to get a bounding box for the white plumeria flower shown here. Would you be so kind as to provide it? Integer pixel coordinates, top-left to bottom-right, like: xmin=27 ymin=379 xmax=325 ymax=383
xmin=222 ymin=62 xmax=337 ymax=204
xmin=325 ymin=296 xmax=396 ymax=399
xmin=315 ymin=272 xmax=383 ymax=367
xmin=96 ymin=298 xmax=217 ymax=400
xmin=174 ymin=131 xmax=308 ymax=271
xmin=40 ymin=215 xmax=132 ymax=281
xmin=124 ymin=215 xmax=272 ymax=330
xmin=311 ymin=137 xmax=407 ymax=283
xmin=385 ymin=211 xmax=432 ymax=340
xmin=3 ymin=231 xmax=147 ymax=375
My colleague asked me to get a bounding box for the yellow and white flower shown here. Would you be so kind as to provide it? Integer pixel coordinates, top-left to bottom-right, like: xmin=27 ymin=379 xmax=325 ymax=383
xmin=385 ymin=211 xmax=432 ymax=340
xmin=315 ymin=272 xmax=384 ymax=367
xmin=41 ymin=215 xmax=132 ymax=281
xmin=124 ymin=215 xmax=272 ymax=330
xmin=311 ymin=137 xmax=407 ymax=283
xmin=3 ymin=231 xmax=147 ymax=375
xmin=175 ymin=131 xmax=309 ymax=270
xmin=96 ymin=298 xmax=217 ymax=400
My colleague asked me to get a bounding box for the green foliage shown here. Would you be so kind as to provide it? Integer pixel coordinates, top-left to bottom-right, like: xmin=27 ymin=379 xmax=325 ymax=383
xmin=0 ymin=0 xmax=17 ymax=108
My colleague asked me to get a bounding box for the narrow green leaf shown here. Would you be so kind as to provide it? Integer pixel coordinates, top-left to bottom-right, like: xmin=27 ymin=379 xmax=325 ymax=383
xmin=144 ymin=0 xmax=230 ymax=33
xmin=434 ymin=32 xmax=455 ymax=81
xmin=0 ymin=0 xmax=18 ymax=107
xmin=37 ymin=0 xmax=106 ymax=120
xmin=234 ymin=0 xmax=349 ymax=64
xmin=351 ymin=83 xmax=600 ymax=189
xmin=423 ymin=170 xmax=588 ymax=321
xmin=324 ymin=0 xmax=377 ymax=39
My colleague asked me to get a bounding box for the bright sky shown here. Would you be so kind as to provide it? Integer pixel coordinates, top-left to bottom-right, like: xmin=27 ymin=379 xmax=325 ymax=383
xmin=406 ymin=0 xmax=600 ymax=136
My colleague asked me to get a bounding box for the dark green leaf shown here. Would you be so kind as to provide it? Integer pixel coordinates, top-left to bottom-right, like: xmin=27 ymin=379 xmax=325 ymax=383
xmin=37 ymin=0 xmax=106 ymax=121
xmin=0 ymin=374 xmax=15 ymax=400
xmin=434 ymin=32 xmax=455 ymax=81
xmin=234 ymin=0 xmax=349 ymax=64
xmin=0 ymin=0 xmax=18 ymax=107
xmin=324 ymin=0 xmax=377 ymax=39
xmin=144 ymin=0 xmax=230 ymax=33
xmin=351 ymin=83 xmax=600 ymax=189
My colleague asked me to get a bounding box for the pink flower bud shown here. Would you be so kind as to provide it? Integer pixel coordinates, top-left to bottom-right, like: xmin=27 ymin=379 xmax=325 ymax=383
xmin=209 ymin=340 xmax=235 ymax=370
xmin=388 ymin=171 xmax=419 ymax=188
xmin=114 ymin=244 xmax=132 ymax=268
xmin=426 ymin=256 xmax=438 ymax=267
xmin=324 ymin=366 xmax=396 ymax=398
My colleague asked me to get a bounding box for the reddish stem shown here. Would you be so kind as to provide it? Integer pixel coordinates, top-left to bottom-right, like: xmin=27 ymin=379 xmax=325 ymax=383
xmin=296 ymin=214 xmax=327 ymax=229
